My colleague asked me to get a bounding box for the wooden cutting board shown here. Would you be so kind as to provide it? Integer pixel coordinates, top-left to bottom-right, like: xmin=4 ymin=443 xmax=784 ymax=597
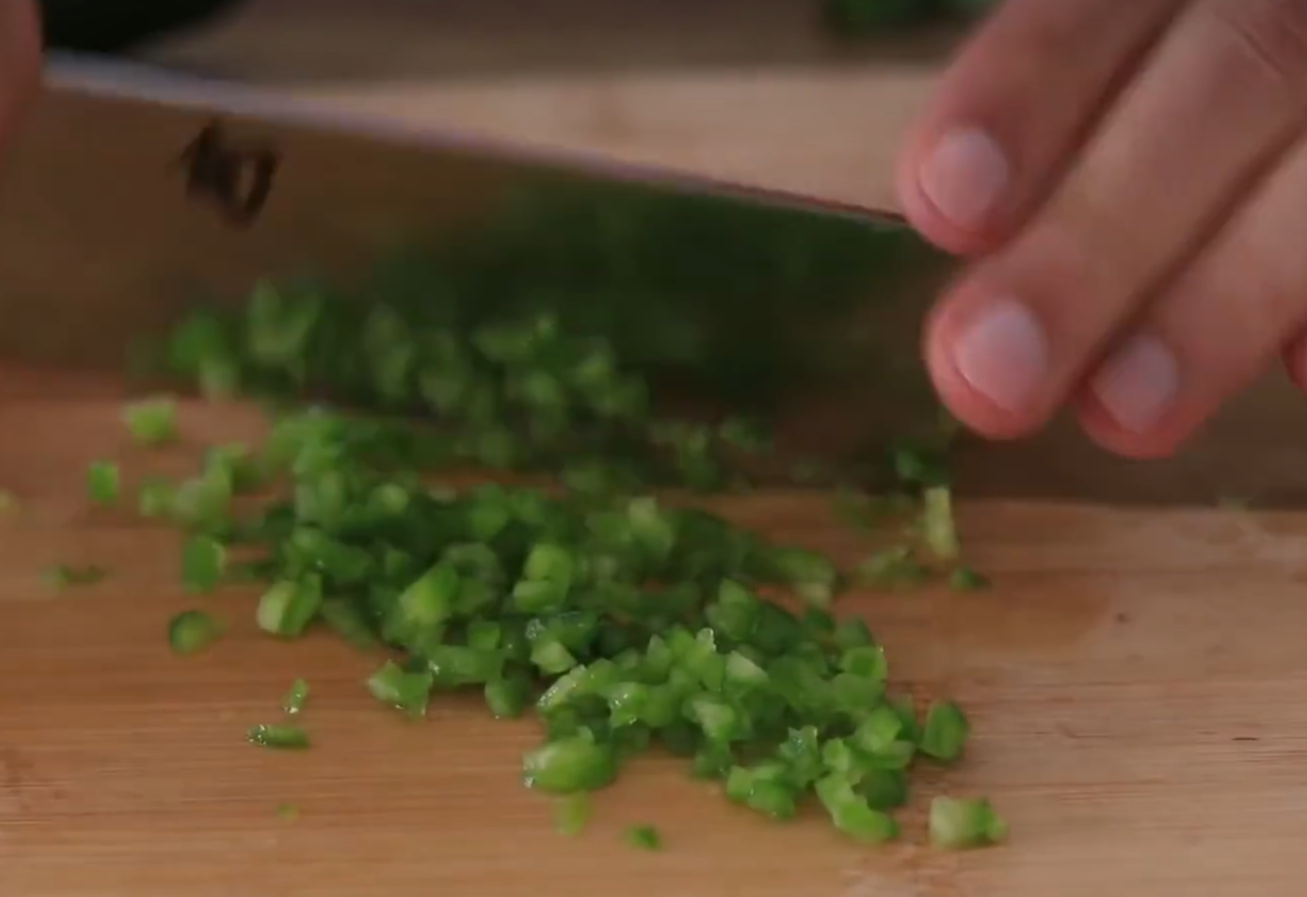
xmin=4 ymin=369 xmax=1307 ymax=897
xmin=5 ymin=5 xmax=1307 ymax=895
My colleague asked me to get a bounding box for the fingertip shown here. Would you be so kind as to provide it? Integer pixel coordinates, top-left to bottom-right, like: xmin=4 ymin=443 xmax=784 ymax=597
xmin=895 ymin=125 xmax=1008 ymax=258
xmin=923 ymin=289 xmax=1048 ymax=441
xmin=1074 ymin=391 xmax=1185 ymax=460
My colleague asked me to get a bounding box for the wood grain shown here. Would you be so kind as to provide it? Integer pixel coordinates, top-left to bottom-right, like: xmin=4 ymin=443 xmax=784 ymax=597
xmin=3 ymin=371 xmax=1307 ymax=897
xmin=5 ymin=5 xmax=1305 ymax=894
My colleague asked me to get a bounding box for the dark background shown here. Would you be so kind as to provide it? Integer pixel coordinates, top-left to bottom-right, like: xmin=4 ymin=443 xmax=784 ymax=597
xmin=39 ymin=0 xmax=248 ymax=54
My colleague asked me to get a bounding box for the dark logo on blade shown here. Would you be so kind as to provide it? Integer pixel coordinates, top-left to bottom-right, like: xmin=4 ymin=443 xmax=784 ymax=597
xmin=178 ymin=120 xmax=281 ymax=228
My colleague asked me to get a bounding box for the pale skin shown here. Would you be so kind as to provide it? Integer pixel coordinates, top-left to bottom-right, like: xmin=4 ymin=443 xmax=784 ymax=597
xmin=901 ymin=0 xmax=1307 ymax=459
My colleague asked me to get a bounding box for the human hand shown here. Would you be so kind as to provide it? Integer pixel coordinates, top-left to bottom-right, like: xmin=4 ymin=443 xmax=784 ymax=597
xmin=898 ymin=0 xmax=1307 ymax=458
xmin=0 ymin=0 xmax=40 ymax=157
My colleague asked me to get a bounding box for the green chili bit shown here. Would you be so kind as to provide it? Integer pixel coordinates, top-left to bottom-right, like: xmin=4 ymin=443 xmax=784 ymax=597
xmin=554 ymin=794 xmax=592 ymax=836
xmin=949 ymin=566 xmax=990 ymax=591
xmin=928 ymin=796 xmax=1007 ymax=850
xmin=123 ymin=397 xmax=179 ymax=446
xmin=624 ymin=824 xmax=663 ymax=851
xmin=248 ymin=723 xmax=311 ymax=750
xmin=168 ymin=609 xmax=224 ymax=655
xmin=44 ymin=563 xmax=105 ymax=590
xmin=282 ymin=678 xmax=311 ymax=715
xmin=181 ymin=534 xmax=226 ymax=594
xmin=112 ymin=220 xmax=1000 ymax=848
xmin=86 ymin=460 xmax=120 ymax=506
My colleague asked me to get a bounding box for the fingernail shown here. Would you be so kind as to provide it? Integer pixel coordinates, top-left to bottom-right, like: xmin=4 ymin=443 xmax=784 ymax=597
xmin=953 ymin=300 xmax=1049 ymax=413
xmin=919 ymin=127 xmax=1010 ymax=230
xmin=1091 ymin=334 xmax=1179 ymax=434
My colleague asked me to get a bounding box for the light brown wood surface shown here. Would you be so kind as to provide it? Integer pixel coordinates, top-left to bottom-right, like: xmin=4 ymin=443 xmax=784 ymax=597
xmin=4 ymin=371 xmax=1307 ymax=897
xmin=3 ymin=4 xmax=1307 ymax=896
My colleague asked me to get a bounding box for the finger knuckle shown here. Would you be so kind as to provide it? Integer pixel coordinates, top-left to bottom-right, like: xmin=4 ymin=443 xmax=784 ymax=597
xmin=1207 ymin=0 xmax=1307 ymax=92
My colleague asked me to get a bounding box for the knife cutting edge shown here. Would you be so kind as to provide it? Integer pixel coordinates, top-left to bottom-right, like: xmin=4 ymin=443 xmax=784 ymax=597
xmin=1 ymin=53 xmax=954 ymax=458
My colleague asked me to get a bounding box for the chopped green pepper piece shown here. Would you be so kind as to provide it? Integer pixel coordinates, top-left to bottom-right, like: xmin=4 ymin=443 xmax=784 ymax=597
xmin=282 ymin=678 xmax=310 ymax=715
xmin=949 ymin=566 xmax=990 ymax=591
xmin=624 ymin=824 xmax=663 ymax=851
xmin=256 ymin=577 xmax=323 ymax=638
xmin=168 ymin=609 xmax=224 ymax=655
xmin=137 ymin=478 xmax=177 ymax=519
xmin=554 ymin=794 xmax=592 ymax=836
xmin=920 ymin=700 xmax=970 ymax=763
xmin=248 ymin=723 xmax=310 ymax=750
xmin=922 ymin=486 xmax=960 ymax=560
xmin=928 ymin=796 xmax=1007 ymax=849
xmin=181 ymin=534 xmax=226 ymax=594
xmin=815 ymin=775 xmax=899 ymax=843
xmin=854 ymin=546 xmax=928 ymax=588
xmin=123 ymin=397 xmax=179 ymax=446
xmin=367 ymin=660 xmax=434 ymax=718
xmin=522 ymin=736 xmax=619 ymax=794
xmin=44 ymin=563 xmax=105 ymax=590
xmin=86 ymin=460 xmax=120 ymax=507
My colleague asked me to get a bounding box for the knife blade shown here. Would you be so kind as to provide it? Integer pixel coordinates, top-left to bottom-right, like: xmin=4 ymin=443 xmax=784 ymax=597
xmin=1 ymin=55 xmax=1285 ymax=508
xmin=0 ymin=56 xmax=953 ymax=449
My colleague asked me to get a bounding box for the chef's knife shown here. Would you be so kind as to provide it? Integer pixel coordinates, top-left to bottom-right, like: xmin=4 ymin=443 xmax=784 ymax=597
xmin=0 ymin=56 xmax=1293 ymax=507
xmin=0 ymin=57 xmax=951 ymax=441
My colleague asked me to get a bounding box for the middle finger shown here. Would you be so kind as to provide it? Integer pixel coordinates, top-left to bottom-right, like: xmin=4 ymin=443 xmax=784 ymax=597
xmin=926 ymin=0 xmax=1307 ymax=439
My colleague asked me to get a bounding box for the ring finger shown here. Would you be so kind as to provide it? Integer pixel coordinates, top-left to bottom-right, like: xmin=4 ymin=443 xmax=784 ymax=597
xmin=925 ymin=0 xmax=1307 ymax=439
xmin=1080 ymin=126 xmax=1307 ymax=456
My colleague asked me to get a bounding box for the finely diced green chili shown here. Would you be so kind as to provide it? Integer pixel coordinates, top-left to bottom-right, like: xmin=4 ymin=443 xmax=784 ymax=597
xmin=854 ymin=546 xmax=928 ymax=588
xmin=256 ymin=577 xmax=323 ymax=637
xmin=928 ymin=796 xmax=1007 ymax=849
xmin=522 ymin=736 xmax=619 ymax=794
xmin=282 ymin=678 xmax=310 ymax=715
xmin=276 ymin=803 xmax=301 ymax=821
xmin=949 ymin=566 xmax=990 ymax=591
xmin=124 ymin=397 xmax=179 ymax=446
xmin=168 ymin=609 xmax=224 ymax=655
xmin=623 ymin=824 xmax=663 ymax=851
xmin=922 ymin=486 xmax=960 ymax=560
xmin=248 ymin=723 xmax=310 ymax=750
xmin=0 ymin=490 xmax=19 ymax=514
xmin=554 ymin=794 xmax=592 ymax=836
xmin=319 ymin=598 xmax=380 ymax=651
xmin=920 ymin=700 xmax=970 ymax=763
xmin=181 ymin=534 xmax=226 ymax=594
xmin=137 ymin=478 xmax=177 ymax=518
xmin=815 ymin=775 xmax=899 ymax=843
xmin=133 ymin=238 xmax=994 ymax=848
xmin=367 ymin=660 xmax=433 ymax=718
xmin=86 ymin=460 xmax=120 ymax=506
xmin=44 ymin=563 xmax=105 ymax=590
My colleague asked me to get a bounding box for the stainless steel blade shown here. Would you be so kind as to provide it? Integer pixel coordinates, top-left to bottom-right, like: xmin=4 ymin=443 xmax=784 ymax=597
xmin=2 ymin=55 xmax=1290 ymax=508
xmin=0 ymin=56 xmax=951 ymax=436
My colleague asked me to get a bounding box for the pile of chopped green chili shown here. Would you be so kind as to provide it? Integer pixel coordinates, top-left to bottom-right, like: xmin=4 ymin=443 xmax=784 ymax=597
xmin=101 ymin=184 xmax=1004 ymax=850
